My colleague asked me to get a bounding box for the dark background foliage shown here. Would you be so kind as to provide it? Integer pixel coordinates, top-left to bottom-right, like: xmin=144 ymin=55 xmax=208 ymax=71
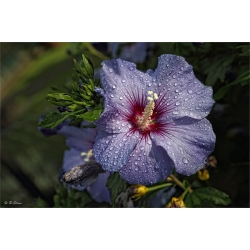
xmin=1 ymin=42 xmax=249 ymax=208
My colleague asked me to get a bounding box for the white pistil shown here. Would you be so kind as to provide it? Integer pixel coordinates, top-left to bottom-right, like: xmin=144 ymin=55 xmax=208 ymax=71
xmin=137 ymin=92 xmax=158 ymax=130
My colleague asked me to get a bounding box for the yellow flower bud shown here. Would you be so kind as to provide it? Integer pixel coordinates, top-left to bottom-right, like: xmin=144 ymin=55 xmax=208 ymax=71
xmin=198 ymin=169 xmax=210 ymax=181
xmin=132 ymin=185 xmax=149 ymax=199
xmin=166 ymin=197 xmax=186 ymax=208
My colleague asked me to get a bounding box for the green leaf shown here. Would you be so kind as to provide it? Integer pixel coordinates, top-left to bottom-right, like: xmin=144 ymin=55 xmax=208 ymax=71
xmin=182 ymin=179 xmax=190 ymax=189
xmin=38 ymin=112 xmax=71 ymax=129
xmin=73 ymin=54 xmax=94 ymax=79
xmin=214 ymin=70 xmax=250 ymax=100
xmin=33 ymin=198 xmax=49 ymax=208
xmin=81 ymin=54 xmax=94 ymax=78
xmin=53 ymin=185 xmax=93 ymax=208
xmin=47 ymin=93 xmax=73 ymax=106
xmin=38 ymin=110 xmax=83 ymax=129
xmin=76 ymin=104 xmax=103 ymax=122
xmin=204 ymin=56 xmax=236 ymax=87
xmin=106 ymin=172 xmax=128 ymax=205
xmin=185 ymin=187 xmax=231 ymax=208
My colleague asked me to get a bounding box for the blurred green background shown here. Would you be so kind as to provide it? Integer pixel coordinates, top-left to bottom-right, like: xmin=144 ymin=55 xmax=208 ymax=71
xmin=0 ymin=42 xmax=249 ymax=208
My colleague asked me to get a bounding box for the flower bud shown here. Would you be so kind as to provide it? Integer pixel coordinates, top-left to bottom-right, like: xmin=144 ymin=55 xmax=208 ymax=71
xmin=131 ymin=185 xmax=148 ymax=199
xmin=166 ymin=197 xmax=186 ymax=208
xmin=198 ymin=169 xmax=210 ymax=181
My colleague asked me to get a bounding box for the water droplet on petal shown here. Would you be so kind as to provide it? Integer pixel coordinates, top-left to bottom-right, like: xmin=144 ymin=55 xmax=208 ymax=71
xmin=119 ymin=96 xmax=123 ymax=100
xmin=182 ymin=158 xmax=188 ymax=164
xmin=173 ymin=111 xmax=179 ymax=115
xmin=109 ymin=69 xmax=113 ymax=73
xmin=176 ymin=101 xmax=180 ymax=106
xmin=122 ymin=79 xmax=126 ymax=83
xmin=112 ymin=85 xmax=116 ymax=89
xmin=188 ymin=90 xmax=193 ymax=94
xmin=110 ymin=94 xmax=114 ymax=98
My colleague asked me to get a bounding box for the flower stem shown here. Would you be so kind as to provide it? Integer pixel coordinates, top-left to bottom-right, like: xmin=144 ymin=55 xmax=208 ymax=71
xmin=180 ymin=188 xmax=190 ymax=200
xmin=147 ymin=182 xmax=173 ymax=193
xmin=85 ymin=43 xmax=109 ymax=60
xmin=169 ymin=174 xmax=193 ymax=193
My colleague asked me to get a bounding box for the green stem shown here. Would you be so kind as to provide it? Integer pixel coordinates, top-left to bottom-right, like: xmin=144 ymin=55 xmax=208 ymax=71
xmin=180 ymin=188 xmax=189 ymax=200
xmin=85 ymin=43 xmax=109 ymax=60
xmin=170 ymin=174 xmax=193 ymax=193
xmin=147 ymin=182 xmax=173 ymax=193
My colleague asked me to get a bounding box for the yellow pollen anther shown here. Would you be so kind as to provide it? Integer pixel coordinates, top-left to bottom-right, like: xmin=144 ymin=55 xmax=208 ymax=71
xmin=147 ymin=97 xmax=153 ymax=101
xmin=148 ymin=91 xmax=153 ymax=95
xmin=154 ymin=93 xmax=158 ymax=100
xmin=81 ymin=149 xmax=93 ymax=162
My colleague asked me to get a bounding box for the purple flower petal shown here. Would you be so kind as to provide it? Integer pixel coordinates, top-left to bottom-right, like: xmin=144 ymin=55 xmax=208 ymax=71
xmin=92 ymin=130 xmax=140 ymax=172
xmin=95 ymin=104 xmax=131 ymax=134
xmin=58 ymin=125 xmax=97 ymax=152
xmin=120 ymin=42 xmax=148 ymax=63
xmin=100 ymin=58 xmax=149 ymax=110
xmin=62 ymin=148 xmax=86 ymax=173
xmin=119 ymin=138 xmax=174 ymax=185
xmin=151 ymin=118 xmax=216 ymax=175
xmin=86 ymin=172 xmax=111 ymax=204
xmin=149 ymin=54 xmax=215 ymax=121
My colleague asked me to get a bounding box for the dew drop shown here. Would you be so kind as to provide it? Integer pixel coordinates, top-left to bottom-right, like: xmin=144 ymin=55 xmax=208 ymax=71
xmin=182 ymin=158 xmax=188 ymax=164
xmin=175 ymin=101 xmax=180 ymax=106
xmin=122 ymin=79 xmax=126 ymax=83
xmin=119 ymin=96 xmax=123 ymax=100
xmin=188 ymin=90 xmax=193 ymax=94
xmin=109 ymin=69 xmax=113 ymax=73
xmin=173 ymin=111 xmax=179 ymax=115
xmin=110 ymin=94 xmax=114 ymax=98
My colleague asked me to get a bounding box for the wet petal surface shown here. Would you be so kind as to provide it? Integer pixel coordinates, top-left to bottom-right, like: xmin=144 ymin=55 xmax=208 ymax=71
xmin=93 ymin=129 xmax=140 ymax=172
xmin=119 ymin=138 xmax=175 ymax=185
xmin=151 ymin=118 xmax=216 ymax=175
xmin=148 ymin=54 xmax=215 ymax=121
